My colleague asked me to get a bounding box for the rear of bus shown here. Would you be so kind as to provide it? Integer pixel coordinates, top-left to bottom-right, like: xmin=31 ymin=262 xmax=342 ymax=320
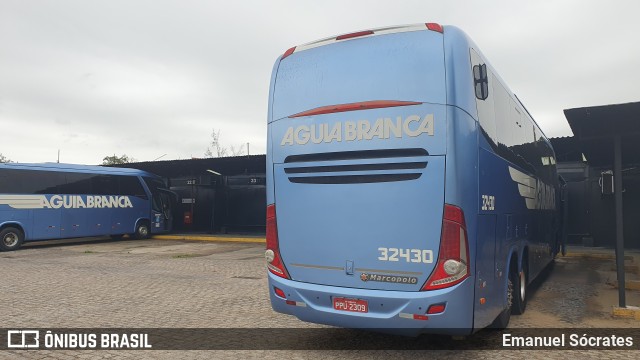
xmin=266 ymin=24 xmax=475 ymax=335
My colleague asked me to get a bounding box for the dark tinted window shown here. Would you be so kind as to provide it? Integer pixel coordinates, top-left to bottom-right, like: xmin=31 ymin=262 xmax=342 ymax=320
xmin=0 ymin=169 xmax=13 ymax=193
xmin=60 ymin=173 xmax=93 ymax=194
xmin=118 ymin=176 xmax=147 ymax=198
xmin=92 ymin=175 xmax=118 ymax=195
xmin=490 ymin=74 xmax=555 ymax=177
xmin=0 ymin=169 xmax=65 ymax=194
xmin=143 ymin=177 xmax=167 ymax=192
xmin=0 ymin=169 xmax=27 ymax=193
xmin=0 ymin=169 xmax=155 ymax=197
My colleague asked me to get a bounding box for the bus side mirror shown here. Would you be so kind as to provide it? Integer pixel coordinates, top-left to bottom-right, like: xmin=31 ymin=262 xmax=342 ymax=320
xmin=600 ymin=170 xmax=614 ymax=195
xmin=473 ymin=64 xmax=489 ymax=100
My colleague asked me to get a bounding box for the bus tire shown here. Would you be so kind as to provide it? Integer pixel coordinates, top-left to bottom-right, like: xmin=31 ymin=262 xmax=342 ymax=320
xmin=512 ymin=259 xmax=528 ymax=315
xmin=490 ymin=276 xmax=513 ymax=329
xmin=0 ymin=227 xmax=24 ymax=252
xmin=133 ymin=222 xmax=150 ymax=240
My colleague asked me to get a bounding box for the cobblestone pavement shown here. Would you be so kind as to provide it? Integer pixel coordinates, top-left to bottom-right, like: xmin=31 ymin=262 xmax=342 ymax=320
xmin=1 ymin=238 xmax=638 ymax=359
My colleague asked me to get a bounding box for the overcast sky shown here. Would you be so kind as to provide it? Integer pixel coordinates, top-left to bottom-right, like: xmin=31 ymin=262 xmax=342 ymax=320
xmin=1 ymin=0 xmax=638 ymax=164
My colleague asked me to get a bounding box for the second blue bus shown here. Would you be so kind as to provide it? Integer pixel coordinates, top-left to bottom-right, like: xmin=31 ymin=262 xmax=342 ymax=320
xmin=0 ymin=163 xmax=175 ymax=251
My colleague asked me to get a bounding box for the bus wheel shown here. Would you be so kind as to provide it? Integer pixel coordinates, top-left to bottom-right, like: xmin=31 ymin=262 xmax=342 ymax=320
xmin=490 ymin=276 xmax=513 ymax=329
xmin=133 ymin=222 xmax=150 ymax=240
xmin=0 ymin=227 xmax=24 ymax=251
xmin=512 ymin=260 xmax=528 ymax=315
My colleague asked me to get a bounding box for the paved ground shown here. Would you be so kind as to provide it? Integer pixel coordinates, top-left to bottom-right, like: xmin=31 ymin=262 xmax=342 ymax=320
xmin=0 ymin=238 xmax=638 ymax=359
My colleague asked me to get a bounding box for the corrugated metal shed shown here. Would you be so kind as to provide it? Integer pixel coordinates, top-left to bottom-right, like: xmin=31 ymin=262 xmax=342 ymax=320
xmin=564 ymin=102 xmax=640 ymax=166
xmin=116 ymin=155 xmax=266 ymax=179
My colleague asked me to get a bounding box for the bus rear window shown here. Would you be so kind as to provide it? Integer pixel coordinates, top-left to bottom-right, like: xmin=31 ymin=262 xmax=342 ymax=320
xmin=272 ymin=30 xmax=445 ymax=121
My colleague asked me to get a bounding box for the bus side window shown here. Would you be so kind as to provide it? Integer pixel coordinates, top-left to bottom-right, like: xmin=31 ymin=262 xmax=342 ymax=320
xmin=5 ymin=169 xmax=66 ymax=195
xmin=62 ymin=173 xmax=93 ymax=194
xmin=92 ymin=175 xmax=118 ymax=195
xmin=118 ymin=176 xmax=148 ymax=199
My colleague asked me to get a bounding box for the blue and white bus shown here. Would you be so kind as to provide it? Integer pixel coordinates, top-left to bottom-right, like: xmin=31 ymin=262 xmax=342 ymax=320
xmin=265 ymin=23 xmax=561 ymax=335
xmin=0 ymin=163 xmax=175 ymax=251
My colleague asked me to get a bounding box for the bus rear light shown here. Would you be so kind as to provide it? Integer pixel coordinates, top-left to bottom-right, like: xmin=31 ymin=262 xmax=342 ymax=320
xmin=274 ymin=287 xmax=286 ymax=299
xmin=421 ymin=204 xmax=470 ymax=291
xmin=427 ymin=303 xmax=446 ymax=314
xmin=336 ymin=30 xmax=374 ymax=41
xmin=266 ymin=204 xmax=290 ymax=279
xmin=285 ymin=300 xmax=307 ymax=307
xmin=443 ymin=259 xmax=465 ymax=275
xmin=281 ymin=46 xmax=296 ymax=60
xmin=426 ymin=23 xmax=443 ymax=33
xmin=399 ymin=313 xmax=429 ymax=321
xmin=289 ymin=100 xmax=422 ymax=118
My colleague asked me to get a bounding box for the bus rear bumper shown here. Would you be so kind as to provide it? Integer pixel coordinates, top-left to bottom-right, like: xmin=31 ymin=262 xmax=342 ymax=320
xmin=268 ymin=274 xmax=474 ymax=336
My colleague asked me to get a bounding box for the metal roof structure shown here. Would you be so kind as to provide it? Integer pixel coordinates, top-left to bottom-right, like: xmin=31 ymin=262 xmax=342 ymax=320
xmin=115 ymin=155 xmax=266 ymax=179
xmin=563 ymin=101 xmax=640 ymax=309
xmin=564 ymin=101 xmax=640 ymax=166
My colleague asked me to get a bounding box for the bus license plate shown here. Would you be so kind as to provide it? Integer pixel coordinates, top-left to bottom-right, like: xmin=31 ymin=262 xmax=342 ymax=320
xmin=333 ymin=298 xmax=368 ymax=313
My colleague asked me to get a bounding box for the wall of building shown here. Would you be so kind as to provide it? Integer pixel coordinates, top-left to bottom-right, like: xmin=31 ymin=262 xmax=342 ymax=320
xmin=120 ymin=155 xmax=267 ymax=234
xmin=559 ymin=161 xmax=640 ymax=248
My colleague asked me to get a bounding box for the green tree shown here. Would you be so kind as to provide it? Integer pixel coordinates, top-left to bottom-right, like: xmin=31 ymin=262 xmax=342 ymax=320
xmin=102 ymin=154 xmax=135 ymax=165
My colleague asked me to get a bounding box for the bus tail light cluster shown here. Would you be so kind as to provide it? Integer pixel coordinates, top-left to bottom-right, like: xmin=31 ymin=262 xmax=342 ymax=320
xmin=266 ymin=204 xmax=290 ymax=279
xmin=422 ymin=204 xmax=470 ymax=291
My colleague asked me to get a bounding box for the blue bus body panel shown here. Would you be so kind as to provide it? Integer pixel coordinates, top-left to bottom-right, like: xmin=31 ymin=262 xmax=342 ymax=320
xmin=442 ymin=26 xmax=477 ymax=122
xmin=274 ymin=155 xmax=445 ymax=291
xmin=270 ymin=103 xmax=447 ymax=162
xmin=272 ymin=30 xmax=446 ymax=122
xmin=268 ymin=272 xmax=474 ymax=336
xmin=266 ymin=58 xmax=280 ymax=206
